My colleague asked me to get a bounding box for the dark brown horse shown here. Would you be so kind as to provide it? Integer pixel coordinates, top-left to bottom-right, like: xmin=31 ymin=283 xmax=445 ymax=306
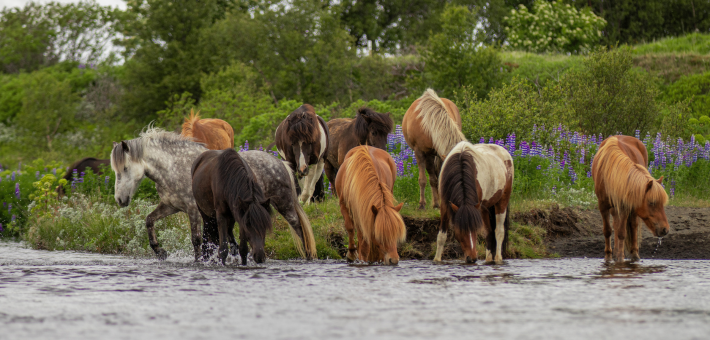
xmin=402 ymin=89 xmax=465 ymax=210
xmin=434 ymin=141 xmax=514 ymax=264
xmin=592 ymin=135 xmax=669 ymax=262
xmin=275 ymin=104 xmax=329 ymax=204
xmin=58 ymin=157 xmax=110 ymax=196
xmin=191 ymin=149 xmax=273 ymax=265
xmin=324 ymin=108 xmax=393 ymax=195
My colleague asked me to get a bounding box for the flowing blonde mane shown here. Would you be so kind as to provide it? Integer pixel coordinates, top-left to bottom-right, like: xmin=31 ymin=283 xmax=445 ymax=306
xmin=181 ymin=109 xmax=200 ymax=138
xmin=592 ymin=136 xmax=668 ymax=211
xmin=415 ymin=89 xmax=465 ymax=157
xmin=340 ymin=147 xmax=406 ymax=249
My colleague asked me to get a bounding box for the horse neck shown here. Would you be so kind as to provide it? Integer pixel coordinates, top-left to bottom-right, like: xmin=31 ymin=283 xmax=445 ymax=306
xmin=142 ymin=142 xmax=205 ymax=185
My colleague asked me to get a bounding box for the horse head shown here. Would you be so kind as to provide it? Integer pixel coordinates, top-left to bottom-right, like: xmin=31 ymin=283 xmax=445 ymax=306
xmin=637 ymin=176 xmax=670 ymax=238
xmin=357 ymin=108 xmax=393 ymax=150
xmin=286 ymin=106 xmax=318 ymax=177
xmin=110 ymin=140 xmax=145 ymax=207
xmin=371 ymin=203 xmax=405 ymax=265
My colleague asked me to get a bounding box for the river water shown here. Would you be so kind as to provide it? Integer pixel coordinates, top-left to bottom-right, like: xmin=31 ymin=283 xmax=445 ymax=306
xmin=1 ymin=241 xmax=709 ymax=339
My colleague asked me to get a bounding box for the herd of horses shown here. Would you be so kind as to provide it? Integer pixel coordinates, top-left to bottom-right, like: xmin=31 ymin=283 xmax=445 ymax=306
xmin=65 ymin=89 xmax=671 ymax=265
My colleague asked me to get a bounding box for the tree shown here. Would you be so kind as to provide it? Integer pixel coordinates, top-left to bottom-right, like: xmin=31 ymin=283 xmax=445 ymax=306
xmin=422 ymin=4 xmax=502 ymax=98
xmin=117 ymin=0 xmax=233 ymax=120
xmin=0 ymin=3 xmax=56 ymax=73
xmin=338 ymin=0 xmax=509 ymax=53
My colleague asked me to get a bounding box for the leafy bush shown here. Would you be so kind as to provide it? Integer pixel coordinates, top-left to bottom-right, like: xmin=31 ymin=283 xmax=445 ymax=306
xmin=562 ymin=47 xmax=661 ymax=136
xmin=662 ymin=71 xmax=710 ymax=119
xmin=505 ymin=1 xmax=606 ymax=54
xmin=500 ymin=51 xmax=584 ymax=87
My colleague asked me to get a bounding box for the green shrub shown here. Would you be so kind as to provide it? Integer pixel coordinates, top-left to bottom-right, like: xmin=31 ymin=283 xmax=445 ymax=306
xmin=562 ymin=47 xmax=661 ymax=136
xmin=662 ymin=71 xmax=710 ymax=119
xmin=500 ymin=51 xmax=584 ymax=87
xmin=505 ymin=0 xmax=606 ymax=54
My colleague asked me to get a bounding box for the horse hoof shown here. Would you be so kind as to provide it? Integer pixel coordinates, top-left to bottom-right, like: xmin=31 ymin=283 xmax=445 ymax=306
xmin=156 ymin=248 xmax=168 ymax=261
xmin=417 ymin=204 xmax=426 ymax=210
xmin=630 ymin=254 xmax=641 ymax=262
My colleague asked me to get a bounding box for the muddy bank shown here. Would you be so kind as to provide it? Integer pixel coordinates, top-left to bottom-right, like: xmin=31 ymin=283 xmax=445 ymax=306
xmin=328 ymin=205 xmax=710 ymax=261
xmin=516 ymin=205 xmax=710 ymax=260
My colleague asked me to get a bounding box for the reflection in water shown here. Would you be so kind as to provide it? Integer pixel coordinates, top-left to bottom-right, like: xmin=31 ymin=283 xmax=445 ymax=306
xmin=1 ymin=242 xmax=709 ymax=339
xmin=595 ymin=262 xmax=667 ymax=279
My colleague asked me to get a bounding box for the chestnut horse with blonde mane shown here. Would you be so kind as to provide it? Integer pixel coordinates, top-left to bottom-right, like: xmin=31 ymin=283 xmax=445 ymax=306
xmin=592 ymin=135 xmax=670 ymax=262
xmin=434 ymin=141 xmax=514 ymax=264
xmin=182 ymin=110 xmax=234 ymax=150
xmin=402 ymin=89 xmax=465 ymax=210
xmin=335 ymin=146 xmax=405 ymax=265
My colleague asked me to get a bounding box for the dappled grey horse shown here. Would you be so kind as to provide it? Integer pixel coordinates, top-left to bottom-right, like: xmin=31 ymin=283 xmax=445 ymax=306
xmin=111 ymin=128 xmax=316 ymax=261
xmin=111 ymin=128 xmax=208 ymax=261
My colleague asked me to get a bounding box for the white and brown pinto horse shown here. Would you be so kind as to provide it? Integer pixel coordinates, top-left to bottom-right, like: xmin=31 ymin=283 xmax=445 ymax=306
xmin=592 ymin=135 xmax=669 ymax=262
xmin=402 ymin=89 xmax=466 ymax=209
xmin=275 ymin=104 xmax=329 ymax=204
xmin=434 ymin=141 xmax=514 ymax=264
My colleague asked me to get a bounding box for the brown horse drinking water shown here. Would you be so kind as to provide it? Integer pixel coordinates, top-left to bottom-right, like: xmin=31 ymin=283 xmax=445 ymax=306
xmin=335 ymin=146 xmax=405 ymax=265
xmin=191 ymin=149 xmax=273 ymax=265
xmin=402 ymin=89 xmax=465 ymax=209
xmin=592 ymin=136 xmax=670 ymax=262
xmin=324 ymin=108 xmax=393 ymax=195
xmin=182 ymin=109 xmax=234 ymax=150
xmin=435 ymin=141 xmax=514 ymax=264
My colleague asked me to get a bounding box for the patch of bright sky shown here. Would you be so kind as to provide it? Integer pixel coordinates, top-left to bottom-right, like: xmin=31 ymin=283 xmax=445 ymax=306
xmin=1 ymin=0 xmax=126 ymax=10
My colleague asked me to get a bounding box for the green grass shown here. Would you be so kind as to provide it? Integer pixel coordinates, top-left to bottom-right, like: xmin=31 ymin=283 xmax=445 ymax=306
xmin=632 ymin=33 xmax=710 ymax=55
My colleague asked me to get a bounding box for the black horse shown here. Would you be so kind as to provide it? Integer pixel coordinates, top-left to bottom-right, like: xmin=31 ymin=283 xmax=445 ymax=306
xmin=58 ymin=157 xmax=110 ymax=196
xmin=191 ymin=149 xmax=273 ymax=264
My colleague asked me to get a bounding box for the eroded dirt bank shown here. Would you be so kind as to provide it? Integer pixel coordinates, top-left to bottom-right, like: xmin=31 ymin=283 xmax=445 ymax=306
xmin=328 ymin=206 xmax=710 ymax=260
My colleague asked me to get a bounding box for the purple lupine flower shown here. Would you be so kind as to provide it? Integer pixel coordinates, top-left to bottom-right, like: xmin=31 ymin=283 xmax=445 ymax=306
xmin=479 ymin=137 xmax=485 ymax=144
xmin=0 ymin=223 xmax=3 ymax=232
xmin=73 ymin=169 xmax=78 ymax=178
xmin=80 ymin=171 xmax=85 ymax=178
xmin=569 ymin=165 xmax=577 ymax=184
xmin=8 ymin=203 xmax=12 ymax=213
xmin=11 ymin=215 xmax=16 ymax=222
xmin=52 ymin=168 xmax=57 ymax=176
xmin=15 ymin=183 xmax=20 ymax=199
xmin=35 ymin=171 xmax=40 ymax=180
xmin=258 ymin=144 xmax=264 ymax=151
xmin=521 ymin=141 xmax=529 ymax=157
xmin=536 ymin=165 xmax=541 ymax=170
xmin=105 ymin=176 xmax=110 ymax=186
xmin=11 ymin=171 xmax=15 ymax=181
xmin=634 ymin=130 xmax=640 ymax=140
xmin=488 ymin=137 xmax=495 ymax=144
xmin=587 ymin=170 xmax=592 ymax=178
xmin=551 ymin=185 xmax=557 ymax=195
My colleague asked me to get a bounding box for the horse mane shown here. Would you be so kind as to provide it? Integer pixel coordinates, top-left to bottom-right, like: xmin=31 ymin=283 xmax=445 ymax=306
xmin=593 ymin=136 xmax=668 ymax=211
xmin=439 ymin=143 xmax=484 ymax=235
xmin=216 ymin=149 xmax=272 ymax=243
xmin=341 ymin=147 xmax=406 ymax=248
xmin=286 ymin=104 xmax=319 ymax=143
xmin=415 ymin=89 xmax=465 ymax=157
xmin=354 ymin=107 xmax=394 ymax=141
xmin=111 ymin=126 xmax=204 ymax=173
xmin=181 ymin=109 xmax=200 ymax=138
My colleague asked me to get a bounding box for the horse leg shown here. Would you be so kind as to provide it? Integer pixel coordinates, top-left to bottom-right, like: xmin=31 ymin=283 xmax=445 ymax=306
xmin=434 ymin=206 xmax=449 ymax=262
xmin=482 ymin=207 xmax=494 ymax=263
xmin=628 ymin=211 xmax=641 ymax=262
xmin=340 ymin=200 xmax=357 ymax=262
xmin=323 ymin=160 xmax=338 ymax=196
xmin=357 ymin=232 xmax=370 ymax=263
xmin=493 ymin=207 xmax=507 ymax=264
xmin=613 ymin=209 xmax=629 ymax=262
xmin=145 ymin=202 xmax=179 ymax=261
xmin=198 ymin=209 xmax=219 ymax=261
xmin=414 ymin=149 xmax=428 ymax=210
xmin=238 ymin=226 xmax=249 ymax=265
xmin=216 ymin=213 xmax=232 ymax=265
xmin=600 ymin=205 xmax=613 ymax=262
xmin=424 ymin=152 xmax=441 ymax=209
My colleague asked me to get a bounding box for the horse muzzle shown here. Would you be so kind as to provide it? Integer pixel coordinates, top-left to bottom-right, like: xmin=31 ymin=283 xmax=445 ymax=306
xmin=384 ymin=255 xmax=399 ymax=266
xmin=655 ymin=226 xmax=669 ymax=237
xmin=116 ymin=197 xmax=130 ymax=207
xmin=297 ymin=166 xmax=309 ymax=177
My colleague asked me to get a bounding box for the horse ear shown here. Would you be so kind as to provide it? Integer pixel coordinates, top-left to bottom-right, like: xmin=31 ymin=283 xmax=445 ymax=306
xmin=394 ymin=202 xmax=403 ymax=212
xmin=121 ymin=141 xmax=129 ymax=152
xmin=113 ymin=141 xmax=118 ymax=148
xmin=645 ymin=180 xmax=654 ymax=193
xmin=450 ymin=203 xmax=459 ymax=212
xmin=657 ymin=175 xmax=664 ymax=184
xmin=371 ymin=205 xmax=379 ymax=216
xmin=262 ymin=198 xmax=271 ymax=209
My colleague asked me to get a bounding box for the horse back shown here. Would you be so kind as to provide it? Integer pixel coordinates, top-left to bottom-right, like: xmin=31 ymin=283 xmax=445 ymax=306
xmin=455 ymin=143 xmax=513 ymax=204
xmin=191 ymin=118 xmax=235 ymax=150
xmin=402 ymin=98 xmax=434 ymax=152
xmin=614 ymin=135 xmax=648 ymax=166
xmin=63 ymin=157 xmax=110 ymax=181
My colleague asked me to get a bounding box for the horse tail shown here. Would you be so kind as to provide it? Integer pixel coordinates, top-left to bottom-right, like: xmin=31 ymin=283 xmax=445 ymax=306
xmin=440 ymin=150 xmax=483 ymax=237
xmin=416 ymin=89 xmax=465 ymax=157
xmin=284 ymin=161 xmax=318 ymax=259
xmin=217 ymin=149 xmax=272 ymax=263
xmin=181 ymin=109 xmax=200 ymax=137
